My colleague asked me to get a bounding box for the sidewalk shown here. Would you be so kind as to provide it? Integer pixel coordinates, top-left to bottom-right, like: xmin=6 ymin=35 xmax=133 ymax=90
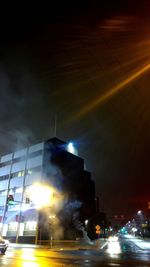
xmin=124 ymin=234 xmax=150 ymax=250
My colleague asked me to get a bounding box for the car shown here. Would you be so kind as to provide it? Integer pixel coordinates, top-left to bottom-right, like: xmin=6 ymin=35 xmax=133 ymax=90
xmin=0 ymin=236 xmax=9 ymax=254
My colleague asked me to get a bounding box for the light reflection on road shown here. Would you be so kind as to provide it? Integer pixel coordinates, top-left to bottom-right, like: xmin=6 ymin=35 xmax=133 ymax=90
xmin=0 ymin=248 xmax=64 ymax=267
xmin=106 ymin=239 xmax=121 ymax=256
xmin=22 ymin=262 xmax=40 ymax=267
xmin=1 ymin=240 xmax=150 ymax=267
xmin=20 ymin=249 xmax=40 ymax=267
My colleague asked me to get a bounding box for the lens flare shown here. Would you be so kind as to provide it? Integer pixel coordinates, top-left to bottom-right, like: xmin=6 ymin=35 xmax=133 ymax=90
xmin=75 ymin=62 xmax=150 ymax=118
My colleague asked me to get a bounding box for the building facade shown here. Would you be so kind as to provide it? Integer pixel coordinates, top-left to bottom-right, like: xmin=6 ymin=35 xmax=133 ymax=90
xmin=0 ymin=138 xmax=95 ymax=243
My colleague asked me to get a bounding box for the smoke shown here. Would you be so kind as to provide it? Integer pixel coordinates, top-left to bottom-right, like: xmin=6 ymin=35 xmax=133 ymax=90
xmin=0 ymin=63 xmax=49 ymax=154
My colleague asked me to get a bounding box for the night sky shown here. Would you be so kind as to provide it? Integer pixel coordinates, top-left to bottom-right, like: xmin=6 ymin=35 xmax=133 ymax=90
xmin=0 ymin=1 xmax=150 ymax=217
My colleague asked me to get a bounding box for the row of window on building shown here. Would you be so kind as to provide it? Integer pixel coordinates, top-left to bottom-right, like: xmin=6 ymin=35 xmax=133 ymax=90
xmin=0 ymin=221 xmax=37 ymax=234
xmin=0 ymin=166 xmax=41 ymax=181
xmin=0 ymin=150 xmax=42 ymax=168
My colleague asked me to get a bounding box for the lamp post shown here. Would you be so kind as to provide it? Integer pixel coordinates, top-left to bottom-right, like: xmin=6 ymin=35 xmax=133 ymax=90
xmin=137 ymin=210 xmax=144 ymax=238
xmin=49 ymin=215 xmax=56 ymax=248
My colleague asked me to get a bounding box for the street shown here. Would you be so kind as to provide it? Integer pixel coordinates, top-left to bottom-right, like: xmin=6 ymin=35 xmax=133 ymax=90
xmin=1 ymin=237 xmax=150 ymax=266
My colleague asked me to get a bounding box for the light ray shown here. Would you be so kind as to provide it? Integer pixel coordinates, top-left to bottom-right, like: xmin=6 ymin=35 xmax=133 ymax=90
xmin=75 ymin=62 xmax=150 ymax=118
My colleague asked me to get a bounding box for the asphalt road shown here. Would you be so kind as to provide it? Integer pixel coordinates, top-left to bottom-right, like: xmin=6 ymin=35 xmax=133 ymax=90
xmin=1 ymin=236 xmax=150 ymax=266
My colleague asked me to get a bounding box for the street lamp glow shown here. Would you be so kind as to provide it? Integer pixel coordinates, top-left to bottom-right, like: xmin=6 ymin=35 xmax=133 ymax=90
xmin=85 ymin=220 xmax=88 ymax=226
xmin=137 ymin=210 xmax=142 ymax=215
xmin=49 ymin=215 xmax=56 ymax=219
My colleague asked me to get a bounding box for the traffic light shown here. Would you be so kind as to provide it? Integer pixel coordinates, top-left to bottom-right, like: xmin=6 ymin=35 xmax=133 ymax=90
xmin=25 ymin=197 xmax=30 ymax=204
xmin=7 ymin=195 xmax=14 ymax=205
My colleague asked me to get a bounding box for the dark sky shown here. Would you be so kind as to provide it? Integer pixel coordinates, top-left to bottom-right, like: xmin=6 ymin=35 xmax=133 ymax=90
xmin=0 ymin=1 xmax=150 ymax=217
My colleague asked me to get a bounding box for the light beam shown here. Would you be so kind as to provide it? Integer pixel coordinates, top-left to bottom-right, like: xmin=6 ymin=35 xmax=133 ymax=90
xmin=75 ymin=62 xmax=150 ymax=118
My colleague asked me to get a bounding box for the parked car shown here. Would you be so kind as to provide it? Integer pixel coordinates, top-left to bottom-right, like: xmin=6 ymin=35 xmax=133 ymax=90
xmin=0 ymin=236 xmax=9 ymax=254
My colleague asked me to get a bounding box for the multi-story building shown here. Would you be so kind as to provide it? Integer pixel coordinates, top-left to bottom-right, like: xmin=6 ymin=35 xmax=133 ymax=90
xmin=0 ymin=137 xmax=95 ymax=243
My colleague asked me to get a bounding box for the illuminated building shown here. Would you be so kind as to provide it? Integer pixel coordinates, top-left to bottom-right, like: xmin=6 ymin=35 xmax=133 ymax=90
xmin=0 ymin=138 xmax=95 ymax=243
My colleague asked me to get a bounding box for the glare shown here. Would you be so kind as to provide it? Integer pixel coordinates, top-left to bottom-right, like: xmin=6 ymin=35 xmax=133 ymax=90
xmin=132 ymin=227 xmax=137 ymax=232
xmin=107 ymin=239 xmax=121 ymax=255
xmin=28 ymin=183 xmax=54 ymax=209
xmin=67 ymin=142 xmax=74 ymax=154
xmin=137 ymin=210 xmax=142 ymax=215
xmin=85 ymin=220 xmax=88 ymax=226
xmin=49 ymin=215 xmax=56 ymax=219
xmin=22 ymin=263 xmax=39 ymax=267
xmin=21 ymin=249 xmax=38 ymax=266
xmin=74 ymin=62 xmax=150 ymax=119
xmin=108 ymin=236 xmax=118 ymax=242
xmin=125 ymin=234 xmax=150 ymax=250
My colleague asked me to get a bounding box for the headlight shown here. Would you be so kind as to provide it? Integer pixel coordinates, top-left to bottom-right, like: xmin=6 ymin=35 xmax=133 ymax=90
xmin=108 ymin=236 xmax=118 ymax=241
xmin=4 ymin=240 xmax=9 ymax=245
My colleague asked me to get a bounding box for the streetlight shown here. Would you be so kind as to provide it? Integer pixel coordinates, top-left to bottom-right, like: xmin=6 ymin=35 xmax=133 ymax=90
xmin=132 ymin=227 xmax=137 ymax=236
xmin=85 ymin=220 xmax=88 ymax=226
xmin=137 ymin=210 xmax=142 ymax=215
xmin=137 ymin=210 xmax=145 ymax=238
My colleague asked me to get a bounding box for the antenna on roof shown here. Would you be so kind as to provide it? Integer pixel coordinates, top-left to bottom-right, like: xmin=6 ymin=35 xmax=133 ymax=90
xmin=54 ymin=114 xmax=57 ymax=137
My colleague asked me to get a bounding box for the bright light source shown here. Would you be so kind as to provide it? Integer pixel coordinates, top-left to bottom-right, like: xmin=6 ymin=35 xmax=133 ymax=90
xmin=137 ymin=210 xmax=142 ymax=215
xmin=107 ymin=238 xmax=121 ymax=255
xmin=49 ymin=215 xmax=56 ymax=219
xmin=85 ymin=220 xmax=88 ymax=226
xmin=132 ymin=227 xmax=137 ymax=232
xmin=66 ymin=141 xmax=78 ymax=155
xmin=67 ymin=142 xmax=74 ymax=153
xmin=28 ymin=183 xmax=54 ymax=209
xmin=108 ymin=236 xmax=118 ymax=242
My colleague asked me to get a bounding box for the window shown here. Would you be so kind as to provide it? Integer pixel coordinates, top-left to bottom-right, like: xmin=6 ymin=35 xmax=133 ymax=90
xmin=10 ymin=171 xmax=25 ymax=179
xmin=8 ymin=222 xmax=18 ymax=231
xmin=0 ymin=174 xmax=9 ymax=181
xmin=0 ymin=190 xmax=7 ymax=196
xmin=0 ymin=161 xmax=11 ymax=168
xmin=10 ymin=172 xmax=18 ymax=179
xmin=27 ymin=169 xmax=32 ymax=175
xmin=28 ymin=150 xmax=42 ymax=159
xmin=18 ymin=171 xmax=25 ymax=177
xmin=27 ymin=166 xmax=41 ymax=175
xmin=25 ymin=221 xmax=37 ymax=231
xmin=13 ymin=156 xmax=26 ymax=163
